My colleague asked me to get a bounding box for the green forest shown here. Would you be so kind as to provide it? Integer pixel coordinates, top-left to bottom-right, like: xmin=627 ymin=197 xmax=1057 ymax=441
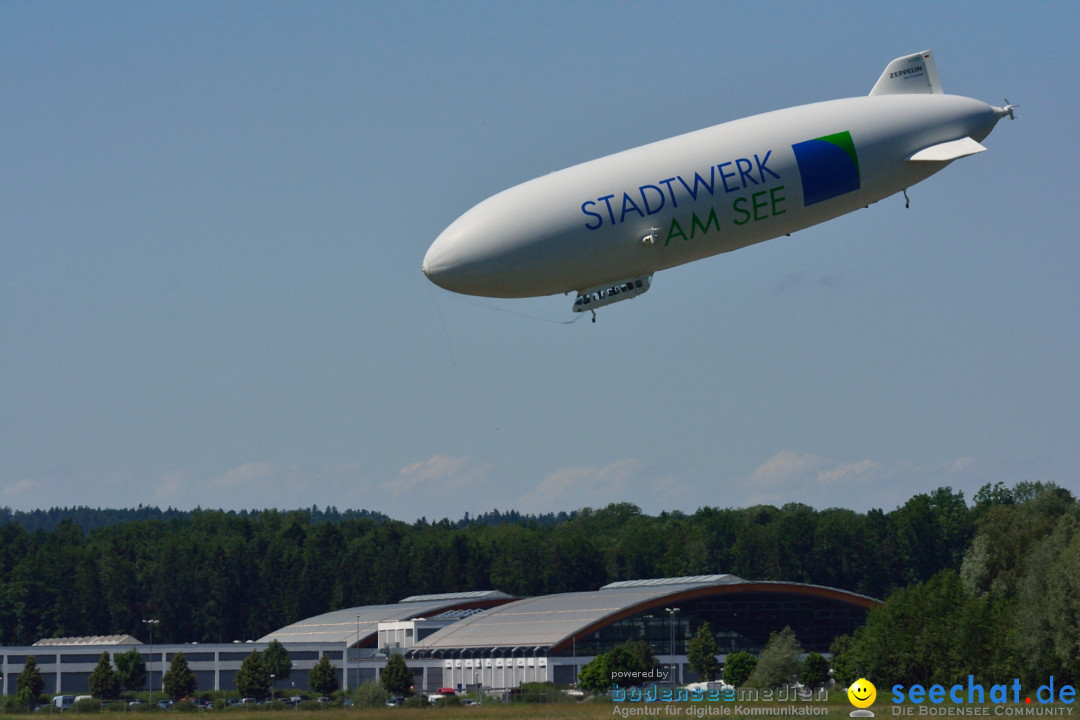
xmin=1 ymin=482 xmax=1077 ymax=686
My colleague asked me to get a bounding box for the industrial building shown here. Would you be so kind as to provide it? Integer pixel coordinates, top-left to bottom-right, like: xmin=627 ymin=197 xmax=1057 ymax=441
xmin=1 ymin=575 xmax=878 ymax=696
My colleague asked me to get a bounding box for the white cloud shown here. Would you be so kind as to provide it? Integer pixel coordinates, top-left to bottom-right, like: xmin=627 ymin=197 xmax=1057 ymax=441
xmin=517 ymin=459 xmax=640 ymax=512
xmin=652 ymin=474 xmax=691 ymax=499
xmin=211 ymin=461 xmax=281 ymax=488
xmin=2 ymin=478 xmax=46 ymax=499
xmin=152 ymin=470 xmax=187 ymax=502
xmin=751 ymin=450 xmax=825 ymax=486
xmin=741 ymin=451 xmax=881 ymax=508
xmin=950 ymin=456 xmax=975 ymax=473
xmin=816 ymin=459 xmax=878 ymax=485
xmin=321 ymin=462 xmax=360 ymax=475
xmin=191 ymin=461 xmax=373 ymax=510
xmin=389 ymin=454 xmax=490 ymax=497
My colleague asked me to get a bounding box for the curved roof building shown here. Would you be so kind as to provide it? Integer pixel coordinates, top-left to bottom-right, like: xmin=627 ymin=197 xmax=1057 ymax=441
xmin=404 ymin=575 xmax=877 ymax=662
xmin=258 ymin=590 xmax=516 ymax=646
xmin=3 ymin=576 xmax=878 ymax=696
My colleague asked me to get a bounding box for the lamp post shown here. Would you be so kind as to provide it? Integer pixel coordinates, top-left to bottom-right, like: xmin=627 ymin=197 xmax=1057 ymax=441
xmin=142 ymin=619 xmax=159 ymax=705
xmin=270 ymin=674 xmax=276 ymax=703
xmin=355 ymin=612 xmax=361 ymax=692
xmin=664 ymin=608 xmax=680 ymax=687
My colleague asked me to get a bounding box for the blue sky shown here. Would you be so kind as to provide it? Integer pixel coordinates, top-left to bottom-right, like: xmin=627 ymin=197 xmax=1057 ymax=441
xmin=3 ymin=1 xmax=1077 ymax=521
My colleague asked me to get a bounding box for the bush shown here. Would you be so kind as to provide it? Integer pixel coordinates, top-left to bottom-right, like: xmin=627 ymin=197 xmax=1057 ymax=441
xmin=403 ymin=695 xmax=429 ymax=708
xmin=799 ymin=652 xmax=830 ymax=689
xmin=351 ymin=680 xmax=390 ymax=708
xmin=723 ymin=651 xmax=758 ymax=687
xmin=308 ymin=655 xmax=339 ymax=696
xmin=3 ymin=695 xmax=31 ymax=713
xmin=515 ymin=682 xmax=577 ymax=703
xmin=746 ymin=627 xmax=803 ymax=689
xmin=433 ymin=695 xmax=463 ymax=706
xmin=381 ymin=653 xmax=414 ymax=696
xmin=74 ymin=698 xmax=102 ymax=712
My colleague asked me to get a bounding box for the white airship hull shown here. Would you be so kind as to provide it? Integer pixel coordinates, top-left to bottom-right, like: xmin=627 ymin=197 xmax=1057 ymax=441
xmin=423 ymin=52 xmax=1011 ymax=307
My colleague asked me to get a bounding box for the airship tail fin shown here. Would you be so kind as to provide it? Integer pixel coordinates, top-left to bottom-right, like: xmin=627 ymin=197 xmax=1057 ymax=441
xmin=907 ymin=136 xmax=987 ymax=162
xmin=870 ymin=50 xmax=943 ymax=96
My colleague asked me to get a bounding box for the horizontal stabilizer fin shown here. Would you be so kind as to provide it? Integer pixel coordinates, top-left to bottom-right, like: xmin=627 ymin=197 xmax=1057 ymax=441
xmin=907 ymin=137 xmax=987 ymax=162
xmin=870 ymin=50 xmax=942 ymax=96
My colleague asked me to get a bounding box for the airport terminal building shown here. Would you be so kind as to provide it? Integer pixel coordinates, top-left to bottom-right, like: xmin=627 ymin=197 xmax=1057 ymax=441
xmin=1 ymin=575 xmax=878 ymax=696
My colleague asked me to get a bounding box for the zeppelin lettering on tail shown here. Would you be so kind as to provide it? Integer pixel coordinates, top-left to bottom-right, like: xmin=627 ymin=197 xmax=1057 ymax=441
xmin=422 ymin=51 xmax=1016 ymax=319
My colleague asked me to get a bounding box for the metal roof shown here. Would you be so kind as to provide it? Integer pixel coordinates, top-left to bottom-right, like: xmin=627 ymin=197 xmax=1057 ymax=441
xmin=259 ymin=592 xmax=515 ymax=645
xmin=34 ymin=635 xmax=143 ymax=646
xmin=400 ymin=591 xmax=513 ymax=603
xmin=601 ymin=574 xmax=741 ymax=590
xmin=261 ymin=576 xmax=879 ymax=651
xmin=410 ymin=579 xmax=739 ymax=653
xmin=409 ymin=576 xmax=878 ymax=654
xmin=433 ymin=608 xmax=487 ymax=620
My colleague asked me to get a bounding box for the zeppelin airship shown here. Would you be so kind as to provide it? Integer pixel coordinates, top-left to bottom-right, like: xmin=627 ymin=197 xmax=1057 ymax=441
xmin=422 ymin=51 xmax=1015 ymax=318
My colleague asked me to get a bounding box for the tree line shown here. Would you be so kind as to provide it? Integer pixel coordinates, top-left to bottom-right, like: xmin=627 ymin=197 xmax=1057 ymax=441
xmin=832 ymin=481 xmax=1080 ymax=687
xmin=0 ymin=482 xmax=1072 ymax=658
xmin=0 ymin=505 xmax=392 ymax=535
xmin=7 ymin=639 xmax=341 ymax=709
xmin=0 ymin=506 xmax=577 ymax=536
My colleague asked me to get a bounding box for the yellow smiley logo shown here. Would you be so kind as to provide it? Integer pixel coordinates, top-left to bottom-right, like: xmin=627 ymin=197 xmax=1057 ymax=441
xmin=848 ymin=678 xmax=877 ymax=708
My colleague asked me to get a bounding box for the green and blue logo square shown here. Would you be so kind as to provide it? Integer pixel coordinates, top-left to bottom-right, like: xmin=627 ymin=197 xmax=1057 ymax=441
xmin=792 ymin=131 xmax=860 ymax=206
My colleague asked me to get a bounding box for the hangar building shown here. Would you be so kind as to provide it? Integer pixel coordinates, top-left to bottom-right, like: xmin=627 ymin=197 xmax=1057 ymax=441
xmin=400 ymin=574 xmax=875 ymax=690
xmin=1 ymin=575 xmax=877 ymax=695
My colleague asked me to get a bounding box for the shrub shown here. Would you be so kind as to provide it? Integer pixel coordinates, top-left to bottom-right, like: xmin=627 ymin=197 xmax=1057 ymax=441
xmin=515 ymin=682 xmax=577 ymax=703
xmin=433 ymin=694 xmax=463 ymax=706
xmin=74 ymin=698 xmax=102 ymax=712
xmin=352 ymin=680 xmax=390 ymax=708
xmin=723 ymin=651 xmax=757 ymax=687
xmin=746 ymin=626 xmax=803 ymax=689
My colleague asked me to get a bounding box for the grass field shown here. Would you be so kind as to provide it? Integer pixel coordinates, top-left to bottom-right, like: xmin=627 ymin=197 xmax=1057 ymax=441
xmin=0 ymin=698 xmax=861 ymax=720
xmin=5 ymin=699 xmax=1076 ymax=720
